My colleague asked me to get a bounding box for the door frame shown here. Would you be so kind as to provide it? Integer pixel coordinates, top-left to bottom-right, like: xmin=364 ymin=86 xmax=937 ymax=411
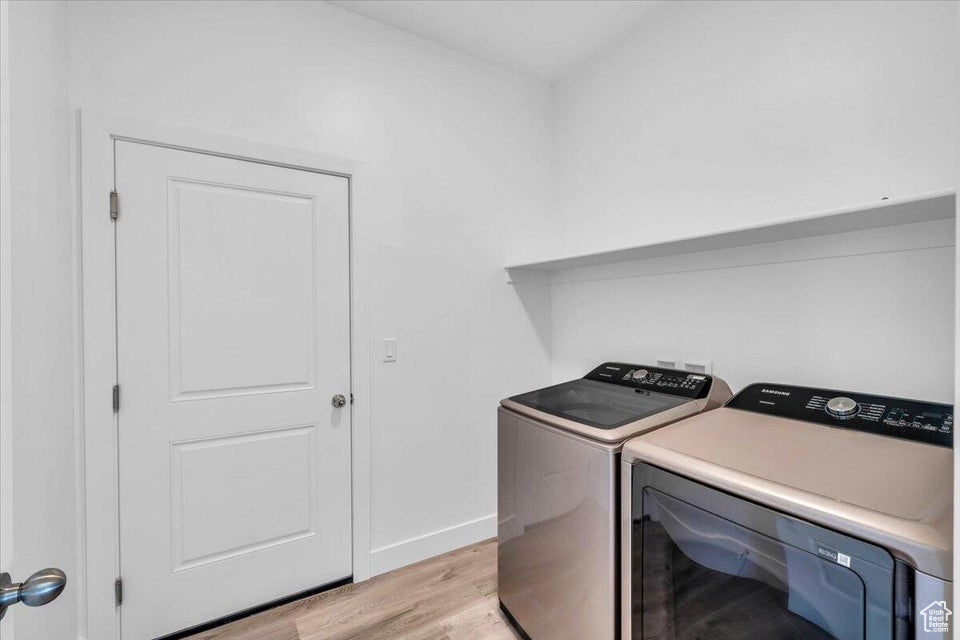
xmin=77 ymin=109 xmax=372 ymax=640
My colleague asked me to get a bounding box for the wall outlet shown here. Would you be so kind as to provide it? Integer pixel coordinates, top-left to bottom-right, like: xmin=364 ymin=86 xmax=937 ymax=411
xmin=656 ymin=356 xmax=680 ymax=370
xmin=382 ymin=338 xmax=397 ymax=363
xmin=683 ymin=359 xmax=713 ymax=375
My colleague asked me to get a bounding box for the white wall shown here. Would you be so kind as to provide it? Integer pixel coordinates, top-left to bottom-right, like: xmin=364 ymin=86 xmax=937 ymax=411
xmin=66 ymin=0 xmax=553 ymax=588
xmin=550 ymin=221 xmax=956 ymax=401
xmin=0 ymin=3 xmax=13 ymax=639
xmin=549 ymin=0 xmax=958 ymax=399
xmin=553 ymin=0 xmax=959 ymax=255
xmin=7 ymin=1 xmax=77 ymax=639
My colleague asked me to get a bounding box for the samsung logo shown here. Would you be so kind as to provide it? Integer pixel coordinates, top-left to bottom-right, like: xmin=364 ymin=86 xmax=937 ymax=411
xmin=761 ymin=388 xmax=790 ymax=396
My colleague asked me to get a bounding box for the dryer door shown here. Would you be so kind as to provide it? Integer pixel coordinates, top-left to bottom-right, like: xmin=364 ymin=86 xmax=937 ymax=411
xmin=629 ymin=464 xmax=895 ymax=640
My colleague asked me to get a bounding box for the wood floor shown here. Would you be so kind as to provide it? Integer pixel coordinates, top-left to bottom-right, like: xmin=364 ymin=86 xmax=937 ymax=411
xmin=186 ymin=539 xmax=521 ymax=640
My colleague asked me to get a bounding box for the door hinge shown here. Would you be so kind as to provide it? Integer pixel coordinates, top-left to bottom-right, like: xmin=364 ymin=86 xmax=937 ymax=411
xmin=109 ymin=191 xmax=119 ymax=221
xmin=112 ymin=384 xmax=120 ymax=413
xmin=114 ymin=577 xmax=123 ymax=606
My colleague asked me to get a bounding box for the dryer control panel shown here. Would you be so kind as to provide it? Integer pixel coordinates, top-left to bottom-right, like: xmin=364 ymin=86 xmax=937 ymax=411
xmin=728 ymin=383 xmax=953 ymax=447
xmin=584 ymin=362 xmax=713 ymax=400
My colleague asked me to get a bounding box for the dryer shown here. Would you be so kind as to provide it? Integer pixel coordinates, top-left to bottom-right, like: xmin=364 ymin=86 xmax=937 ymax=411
xmin=498 ymin=362 xmax=731 ymax=640
xmin=620 ymin=382 xmax=953 ymax=640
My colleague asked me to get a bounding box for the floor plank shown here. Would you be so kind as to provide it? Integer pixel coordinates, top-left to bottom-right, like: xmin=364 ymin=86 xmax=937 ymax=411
xmin=442 ymin=598 xmax=517 ymax=640
xmin=185 ymin=539 xmax=520 ymax=640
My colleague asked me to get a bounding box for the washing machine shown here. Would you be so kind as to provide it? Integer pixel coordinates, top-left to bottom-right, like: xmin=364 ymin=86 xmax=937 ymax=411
xmin=620 ymin=382 xmax=953 ymax=640
xmin=498 ymin=362 xmax=732 ymax=640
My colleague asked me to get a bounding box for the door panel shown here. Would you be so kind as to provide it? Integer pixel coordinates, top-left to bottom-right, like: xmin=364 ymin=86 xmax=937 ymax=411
xmin=628 ymin=463 xmax=895 ymax=640
xmin=170 ymin=424 xmax=317 ymax=571
xmin=169 ymin=179 xmax=317 ymax=398
xmin=115 ymin=141 xmax=351 ymax=639
xmin=641 ymin=487 xmax=864 ymax=640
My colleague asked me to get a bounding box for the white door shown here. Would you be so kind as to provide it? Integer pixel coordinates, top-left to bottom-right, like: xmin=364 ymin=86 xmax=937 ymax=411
xmin=114 ymin=141 xmax=352 ymax=639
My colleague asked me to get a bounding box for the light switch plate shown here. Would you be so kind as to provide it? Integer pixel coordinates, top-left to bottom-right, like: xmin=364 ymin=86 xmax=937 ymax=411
xmin=382 ymin=338 xmax=397 ymax=363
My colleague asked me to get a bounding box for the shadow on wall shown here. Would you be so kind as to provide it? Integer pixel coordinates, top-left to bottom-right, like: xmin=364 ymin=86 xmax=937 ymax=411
xmin=506 ymin=270 xmax=552 ymax=362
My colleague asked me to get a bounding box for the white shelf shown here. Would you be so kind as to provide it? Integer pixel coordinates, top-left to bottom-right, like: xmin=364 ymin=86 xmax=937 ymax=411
xmin=505 ymin=189 xmax=956 ymax=277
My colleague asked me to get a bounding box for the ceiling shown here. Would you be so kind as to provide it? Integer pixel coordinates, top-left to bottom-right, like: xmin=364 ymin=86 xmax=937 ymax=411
xmin=326 ymin=1 xmax=662 ymax=82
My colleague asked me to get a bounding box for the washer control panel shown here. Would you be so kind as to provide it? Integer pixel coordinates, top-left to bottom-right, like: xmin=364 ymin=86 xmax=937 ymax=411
xmin=584 ymin=362 xmax=712 ymax=399
xmin=728 ymin=383 xmax=953 ymax=447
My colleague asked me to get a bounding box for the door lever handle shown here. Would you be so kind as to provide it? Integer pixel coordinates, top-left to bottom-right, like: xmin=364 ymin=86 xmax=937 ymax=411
xmin=0 ymin=568 xmax=66 ymax=620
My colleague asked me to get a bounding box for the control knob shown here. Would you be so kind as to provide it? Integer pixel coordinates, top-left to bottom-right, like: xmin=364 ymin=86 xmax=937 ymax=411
xmin=825 ymin=397 xmax=860 ymax=420
xmin=631 ymin=369 xmax=649 ymax=381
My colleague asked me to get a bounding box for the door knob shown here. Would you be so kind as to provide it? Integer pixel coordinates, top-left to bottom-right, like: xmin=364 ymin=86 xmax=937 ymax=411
xmin=331 ymin=394 xmax=347 ymax=408
xmin=0 ymin=568 xmax=67 ymax=620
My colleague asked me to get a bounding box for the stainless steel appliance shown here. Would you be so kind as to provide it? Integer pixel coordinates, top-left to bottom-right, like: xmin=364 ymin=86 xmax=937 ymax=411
xmin=498 ymin=362 xmax=731 ymax=640
xmin=621 ymin=382 xmax=953 ymax=640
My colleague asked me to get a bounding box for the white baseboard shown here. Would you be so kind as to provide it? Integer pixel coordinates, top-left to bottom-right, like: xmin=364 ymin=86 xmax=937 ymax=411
xmin=368 ymin=513 xmax=497 ymax=577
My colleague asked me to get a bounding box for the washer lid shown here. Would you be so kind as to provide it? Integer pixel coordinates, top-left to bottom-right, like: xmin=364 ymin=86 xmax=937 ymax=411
xmin=622 ymin=407 xmax=953 ymax=579
xmin=508 ymin=378 xmax=688 ymax=430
